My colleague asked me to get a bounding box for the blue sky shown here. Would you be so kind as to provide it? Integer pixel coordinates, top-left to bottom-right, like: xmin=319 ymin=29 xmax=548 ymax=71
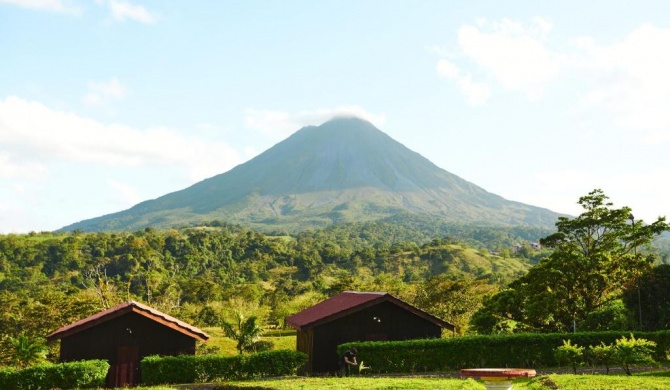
xmin=2 ymin=0 xmax=670 ymax=232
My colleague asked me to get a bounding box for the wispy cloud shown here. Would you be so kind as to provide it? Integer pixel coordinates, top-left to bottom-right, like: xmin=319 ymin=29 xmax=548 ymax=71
xmin=0 ymin=96 xmax=242 ymax=182
xmin=437 ymin=17 xmax=561 ymax=100
xmin=107 ymin=0 xmax=157 ymax=24
xmin=576 ymin=24 xmax=670 ymax=133
xmin=438 ymin=19 xmax=670 ymax=140
xmin=1 ymin=0 xmax=159 ymax=23
xmin=436 ymin=59 xmax=490 ymax=105
xmin=0 ymin=0 xmax=81 ymax=14
xmin=0 ymin=153 xmax=47 ymax=179
xmin=245 ymin=106 xmax=387 ymax=139
xmin=82 ymin=78 xmax=127 ymax=107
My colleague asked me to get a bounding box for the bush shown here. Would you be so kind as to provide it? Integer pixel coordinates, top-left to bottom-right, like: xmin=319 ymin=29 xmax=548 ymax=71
xmin=0 ymin=368 xmax=18 ymax=389
xmin=554 ymin=340 xmax=584 ymax=374
xmin=588 ymin=342 xmax=615 ymax=374
xmin=614 ymin=334 xmax=656 ymax=375
xmin=337 ymin=330 xmax=670 ymax=374
xmin=141 ymin=350 xmax=307 ymax=385
xmin=0 ymin=360 xmax=109 ymax=390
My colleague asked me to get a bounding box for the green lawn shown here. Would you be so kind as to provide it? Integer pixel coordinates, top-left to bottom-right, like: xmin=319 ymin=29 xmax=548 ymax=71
xmin=129 ymin=371 xmax=670 ymax=390
xmin=201 ymin=327 xmax=296 ymax=356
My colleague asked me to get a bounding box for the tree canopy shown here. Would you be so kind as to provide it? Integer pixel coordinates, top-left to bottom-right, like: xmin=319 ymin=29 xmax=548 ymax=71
xmin=472 ymin=189 xmax=669 ymax=333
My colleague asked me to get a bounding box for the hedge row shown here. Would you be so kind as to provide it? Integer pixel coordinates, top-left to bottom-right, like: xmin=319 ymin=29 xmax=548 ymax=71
xmin=141 ymin=350 xmax=307 ymax=385
xmin=338 ymin=330 xmax=670 ymax=373
xmin=0 ymin=360 xmax=109 ymax=390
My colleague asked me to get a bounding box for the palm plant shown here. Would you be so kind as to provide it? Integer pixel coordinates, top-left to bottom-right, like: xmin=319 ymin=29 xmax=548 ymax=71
xmin=9 ymin=333 xmax=48 ymax=368
xmin=221 ymin=313 xmax=264 ymax=354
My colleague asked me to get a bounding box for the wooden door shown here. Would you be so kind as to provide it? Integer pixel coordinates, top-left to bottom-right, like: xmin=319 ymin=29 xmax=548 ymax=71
xmin=115 ymin=345 xmax=139 ymax=387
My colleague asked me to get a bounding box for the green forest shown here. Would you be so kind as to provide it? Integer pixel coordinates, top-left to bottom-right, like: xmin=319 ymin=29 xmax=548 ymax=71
xmin=1 ymin=190 xmax=669 ymax=368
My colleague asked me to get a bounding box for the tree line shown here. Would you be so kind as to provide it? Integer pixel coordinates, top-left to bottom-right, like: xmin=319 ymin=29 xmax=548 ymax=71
xmin=0 ymin=219 xmax=547 ymax=366
xmin=1 ymin=189 xmax=668 ymax=367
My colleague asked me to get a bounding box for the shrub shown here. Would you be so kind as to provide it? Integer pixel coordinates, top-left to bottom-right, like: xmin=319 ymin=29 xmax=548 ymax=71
xmin=614 ymin=334 xmax=657 ymax=375
xmin=337 ymin=330 xmax=670 ymax=374
xmin=141 ymin=350 xmax=307 ymax=385
xmin=0 ymin=360 xmax=109 ymax=390
xmin=0 ymin=368 xmax=18 ymax=389
xmin=588 ymin=342 xmax=615 ymax=374
xmin=554 ymin=340 xmax=584 ymax=374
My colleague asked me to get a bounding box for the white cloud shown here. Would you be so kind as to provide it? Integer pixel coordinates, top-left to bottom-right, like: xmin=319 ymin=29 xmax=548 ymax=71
xmin=0 ymin=153 xmax=47 ymax=178
xmin=107 ymin=0 xmax=157 ymax=24
xmin=0 ymin=0 xmax=81 ymax=14
xmin=245 ymin=106 xmax=387 ymax=139
xmin=456 ymin=17 xmax=561 ymax=98
xmin=436 ymin=59 xmax=491 ymax=105
xmin=577 ymin=24 xmax=670 ymax=133
xmin=439 ymin=19 xmax=670 ymax=139
xmin=82 ymin=78 xmax=127 ymax=107
xmin=0 ymin=96 xmax=243 ymax=182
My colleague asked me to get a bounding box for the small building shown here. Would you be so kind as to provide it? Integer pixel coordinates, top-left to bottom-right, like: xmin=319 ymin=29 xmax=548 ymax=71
xmin=47 ymin=301 xmax=209 ymax=388
xmin=285 ymin=291 xmax=454 ymax=374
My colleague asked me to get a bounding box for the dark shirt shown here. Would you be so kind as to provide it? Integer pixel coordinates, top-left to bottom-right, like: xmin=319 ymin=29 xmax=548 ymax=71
xmin=341 ymin=350 xmax=356 ymax=365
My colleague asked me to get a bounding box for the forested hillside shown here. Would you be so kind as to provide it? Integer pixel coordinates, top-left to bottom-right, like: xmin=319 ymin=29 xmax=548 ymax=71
xmin=0 ymin=221 xmax=547 ymax=365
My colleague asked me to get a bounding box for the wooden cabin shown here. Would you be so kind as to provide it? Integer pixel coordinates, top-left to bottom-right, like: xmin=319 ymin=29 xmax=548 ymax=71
xmin=47 ymin=301 xmax=209 ymax=388
xmin=285 ymin=291 xmax=454 ymax=374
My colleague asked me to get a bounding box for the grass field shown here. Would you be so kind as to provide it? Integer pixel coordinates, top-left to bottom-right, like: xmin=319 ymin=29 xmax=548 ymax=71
xmin=140 ymin=330 xmax=670 ymax=389
xmin=125 ymin=371 xmax=670 ymax=390
xmin=201 ymin=327 xmax=297 ymax=355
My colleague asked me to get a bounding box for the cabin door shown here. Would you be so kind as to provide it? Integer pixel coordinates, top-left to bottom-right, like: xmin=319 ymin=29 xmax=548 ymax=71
xmin=115 ymin=345 xmax=140 ymax=387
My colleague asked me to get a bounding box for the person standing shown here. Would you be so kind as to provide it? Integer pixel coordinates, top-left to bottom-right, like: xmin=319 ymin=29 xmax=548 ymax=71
xmin=339 ymin=347 xmax=358 ymax=377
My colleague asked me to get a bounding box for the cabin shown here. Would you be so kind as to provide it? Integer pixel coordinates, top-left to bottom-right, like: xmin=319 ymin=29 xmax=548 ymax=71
xmin=285 ymin=291 xmax=454 ymax=374
xmin=46 ymin=301 xmax=209 ymax=388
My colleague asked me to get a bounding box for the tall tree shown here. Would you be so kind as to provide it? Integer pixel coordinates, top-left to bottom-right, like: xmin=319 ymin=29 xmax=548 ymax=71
xmin=414 ymin=276 xmax=497 ymax=335
xmin=623 ymin=264 xmax=670 ymax=330
xmin=472 ymin=189 xmax=668 ymax=332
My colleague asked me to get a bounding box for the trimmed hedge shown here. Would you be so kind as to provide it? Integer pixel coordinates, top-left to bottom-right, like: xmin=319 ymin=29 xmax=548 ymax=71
xmin=0 ymin=360 xmax=109 ymax=390
xmin=141 ymin=350 xmax=307 ymax=385
xmin=338 ymin=330 xmax=670 ymax=373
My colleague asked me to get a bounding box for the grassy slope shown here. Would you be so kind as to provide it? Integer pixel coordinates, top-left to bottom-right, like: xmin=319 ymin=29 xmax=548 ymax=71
xmin=201 ymin=328 xmax=296 ymax=356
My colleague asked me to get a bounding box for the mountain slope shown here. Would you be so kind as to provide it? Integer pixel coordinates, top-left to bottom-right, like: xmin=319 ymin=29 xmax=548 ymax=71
xmin=61 ymin=117 xmax=561 ymax=232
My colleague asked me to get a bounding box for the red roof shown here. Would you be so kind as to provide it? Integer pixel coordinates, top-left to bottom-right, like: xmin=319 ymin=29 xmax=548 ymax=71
xmin=46 ymin=301 xmax=209 ymax=342
xmin=285 ymin=291 xmax=454 ymax=331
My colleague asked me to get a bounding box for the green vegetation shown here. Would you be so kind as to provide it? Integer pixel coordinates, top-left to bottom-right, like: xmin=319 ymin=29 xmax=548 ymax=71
xmin=221 ymin=313 xmax=266 ymax=354
xmin=588 ymin=342 xmax=616 ymax=374
xmin=141 ymin=350 xmax=307 ymax=385
xmin=0 ymin=359 xmax=109 ymax=390
xmin=473 ymin=190 xmax=669 ymax=333
xmin=152 ymin=373 xmax=670 ymax=390
xmin=338 ymin=330 xmax=670 ymax=373
xmin=553 ymin=334 xmax=658 ymax=376
xmin=2 ymin=189 xmax=670 ymax=390
xmin=219 ymin=377 xmax=487 ymax=389
xmin=1 ymin=221 xmax=542 ymax=366
xmin=103 ymin=372 xmax=670 ymax=390
xmin=526 ymin=373 xmax=670 ymax=390
xmin=554 ymin=340 xmax=585 ymax=374
xmin=614 ymin=334 xmax=657 ymax=375
xmin=8 ymin=334 xmax=48 ymax=368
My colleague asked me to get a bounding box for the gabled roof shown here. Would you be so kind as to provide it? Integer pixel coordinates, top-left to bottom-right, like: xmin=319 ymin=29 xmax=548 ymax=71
xmin=285 ymin=291 xmax=454 ymax=331
xmin=46 ymin=301 xmax=209 ymax=342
